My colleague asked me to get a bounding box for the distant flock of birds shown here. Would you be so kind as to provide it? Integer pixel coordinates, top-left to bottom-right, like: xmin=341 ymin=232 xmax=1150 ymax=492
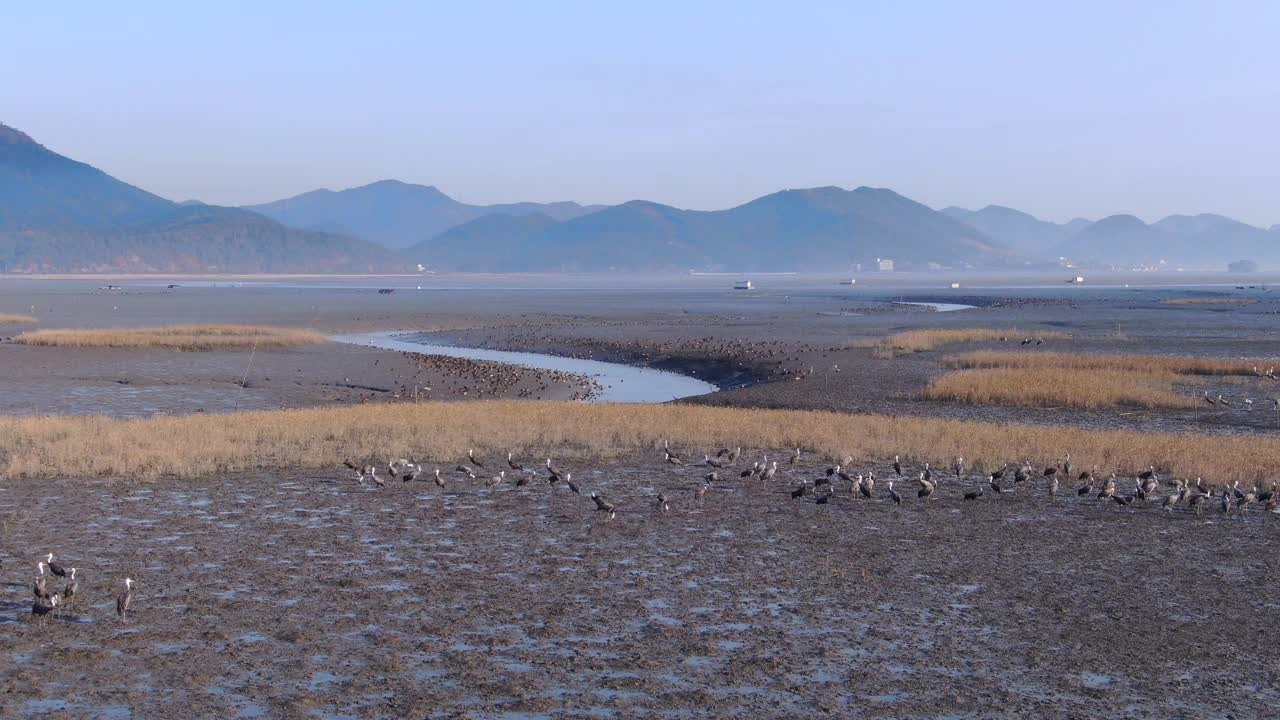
xmin=340 ymin=444 xmax=1280 ymax=523
xmin=26 ymin=552 xmax=132 ymax=623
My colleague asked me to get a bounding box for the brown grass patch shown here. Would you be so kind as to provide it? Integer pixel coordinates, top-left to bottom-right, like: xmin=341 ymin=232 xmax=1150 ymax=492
xmin=945 ymin=350 xmax=1272 ymax=377
xmin=1161 ymin=297 xmax=1257 ymax=305
xmin=871 ymin=328 xmax=1068 ymax=357
xmin=0 ymin=401 xmax=1275 ymax=483
xmin=924 ymin=368 xmax=1193 ymax=409
xmin=13 ymin=324 xmax=326 ymax=351
xmin=0 ymin=313 xmax=36 ymax=323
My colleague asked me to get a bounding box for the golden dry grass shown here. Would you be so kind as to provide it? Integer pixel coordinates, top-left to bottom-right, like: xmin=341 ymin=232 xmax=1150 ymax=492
xmin=0 ymin=313 xmax=36 ymax=323
xmin=13 ymin=324 xmax=326 ymax=351
xmin=1161 ymin=297 xmax=1256 ymax=305
xmin=924 ymin=368 xmax=1194 ymax=409
xmin=871 ymin=328 xmax=1068 ymax=357
xmin=1 ymin=401 xmax=1276 ymax=483
xmin=945 ymin=350 xmax=1270 ymax=377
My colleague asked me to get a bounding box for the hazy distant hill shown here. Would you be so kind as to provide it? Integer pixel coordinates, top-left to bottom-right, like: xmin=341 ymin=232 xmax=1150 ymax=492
xmin=246 ymin=180 xmax=607 ymax=249
xmin=1051 ymin=213 xmax=1279 ymax=267
xmin=407 ymin=186 xmax=1012 ymax=272
xmin=0 ymin=123 xmax=405 ymax=273
xmin=943 ymin=202 xmax=1280 ymax=268
xmin=940 ymin=205 xmax=1088 ymax=255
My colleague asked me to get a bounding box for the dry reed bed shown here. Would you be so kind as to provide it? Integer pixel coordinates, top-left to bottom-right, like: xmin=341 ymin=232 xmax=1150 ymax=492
xmin=13 ymin=324 xmax=326 ymax=351
xmin=0 ymin=313 xmax=36 ymax=323
xmin=1 ymin=401 xmax=1275 ymax=483
xmin=924 ymin=368 xmax=1193 ymax=409
xmin=944 ymin=350 xmax=1273 ymax=377
xmin=872 ymin=328 xmax=1069 ymax=357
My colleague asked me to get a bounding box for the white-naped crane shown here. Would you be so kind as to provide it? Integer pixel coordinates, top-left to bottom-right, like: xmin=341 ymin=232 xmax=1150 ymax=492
xmin=591 ymin=492 xmax=617 ymax=520
xmin=433 ymin=467 xmax=445 ymax=489
xmin=761 ymin=460 xmax=778 ymax=482
xmin=917 ymin=472 xmax=936 ymax=502
xmin=485 ymin=471 xmax=506 ymax=493
xmin=116 ymin=578 xmax=133 ymax=622
xmin=790 ymin=447 xmax=801 ymax=465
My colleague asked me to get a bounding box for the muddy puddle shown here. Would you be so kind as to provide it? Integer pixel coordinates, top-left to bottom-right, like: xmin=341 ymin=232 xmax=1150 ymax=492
xmin=1 ymin=452 xmax=1276 ymax=717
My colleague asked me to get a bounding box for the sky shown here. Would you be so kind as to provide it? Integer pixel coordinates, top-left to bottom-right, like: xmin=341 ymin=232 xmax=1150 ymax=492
xmin=4 ymin=1 xmax=1278 ymax=226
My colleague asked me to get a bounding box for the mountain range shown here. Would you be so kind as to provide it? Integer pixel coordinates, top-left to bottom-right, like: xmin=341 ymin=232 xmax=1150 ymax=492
xmin=246 ymin=180 xmax=606 ymax=250
xmin=2 ymin=121 xmax=1276 ymax=273
xmin=0 ymin=123 xmax=403 ymax=273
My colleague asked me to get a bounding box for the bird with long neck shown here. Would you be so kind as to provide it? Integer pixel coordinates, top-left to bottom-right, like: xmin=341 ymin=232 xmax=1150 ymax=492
xmin=116 ymin=578 xmax=133 ymax=622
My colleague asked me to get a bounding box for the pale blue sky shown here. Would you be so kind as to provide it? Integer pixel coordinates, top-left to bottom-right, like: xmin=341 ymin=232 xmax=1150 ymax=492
xmin=4 ymin=1 xmax=1277 ymax=225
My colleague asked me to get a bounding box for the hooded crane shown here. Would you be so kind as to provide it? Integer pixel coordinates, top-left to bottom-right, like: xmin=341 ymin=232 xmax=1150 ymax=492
xmin=468 ymin=448 xmax=485 ymax=468
xmin=507 ymin=453 xmax=524 ymax=472
xmin=32 ymin=593 xmax=58 ymax=617
xmin=893 ymin=455 xmax=903 ymax=477
xmin=888 ymin=481 xmax=902 ymax=506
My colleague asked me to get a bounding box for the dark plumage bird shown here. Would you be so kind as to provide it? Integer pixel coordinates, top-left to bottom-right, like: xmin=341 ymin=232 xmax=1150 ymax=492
xmin=1112 ymin=494 xmax=1133 ymax=509
xmin=455 ymin=465 xmax=477 ymax=479
xmin=893 ymin=455 xmax=902 ymax=477
xmin=1043 ymin=465 xmax=1058 ymax=480
xmin=696 ymin=484 xmax=709 ymax=503
xmin=507 ymin=452 xmax=524 ymax=472
xmin=1138 ymin=466 xmax=1156 ymax=483
xmin=704 ymin=471 xmax=719 ymax=484
xmin=1014 ymin=464 xmax=1030 ymax=485
xmin=116 ymin=578 xmax=133 ymax=621
xmin=1077 ymin=479 xmax=1093 ymax=497
xmin=433 ymin=468 xmax=445 ymax=488
xmin=741 ymin=462 xmax=759 ymax=479
xmin=952 ymin=456 xmax=964 ymax=478
xmin=515 ymin=473 xmax=530 ymax=488
xmin=988 ymin=474 xmax=1005 ymax=495
xmin=566 ymin=474 xmax=580 ymax=494
xmin=790 ymin=447 xmax=801 ymax=465
xmin=888 ymin=481 xmax=901 ymax=506
xmin=656 ymin=494 xmax=670 ymax=513
xmin=704 ymin=454 xmax=725 ymax=469
xmin=468 ymin=448 xmax=485 ymax=468
xmin=964 ymin=487 xmax=984 ymax=501
xmin=665 ymin=451 xmax=685 ymax=466
xmin=790 ymin=484 xmax=807 ymax=499
xmin=815 ymin=491 xmax=831 ymax=505
xmin=32 ymin=593 xmax=58 ymax=617
xmin=34 ymin=567 xmax=51 ymax=601
xmin=591 ymin=493 xmax=617 ymax=520
xmin=62 ymin=570 xmax=78 ymax=605
xmin=44 ymin=554 xmax=68 ymax=578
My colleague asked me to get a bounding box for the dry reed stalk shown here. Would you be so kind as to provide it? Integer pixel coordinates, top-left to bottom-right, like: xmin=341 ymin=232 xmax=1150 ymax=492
xmin=1 ymin=401 xmax=1275 ymax=483
xmin=924 ymin=368 xmax=1194 ymax=409
xmin=945 ymin=351 xmax=1273 ymax=377
xmin=14 ymin=324 xmax=325 ymax=351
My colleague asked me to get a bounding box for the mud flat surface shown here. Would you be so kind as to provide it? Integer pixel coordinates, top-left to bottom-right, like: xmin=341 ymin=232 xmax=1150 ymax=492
xmin=3 ymin=451 xmax=1276 ymax=718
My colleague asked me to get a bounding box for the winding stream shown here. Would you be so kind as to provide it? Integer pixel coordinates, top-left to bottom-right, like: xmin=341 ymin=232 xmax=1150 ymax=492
xmin=331 ymin=331 xmax=719 ymax=403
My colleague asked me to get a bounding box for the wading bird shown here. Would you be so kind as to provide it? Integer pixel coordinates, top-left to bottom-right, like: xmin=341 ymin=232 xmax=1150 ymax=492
xmin=468 ymin=449 xmax=485 ymax=468
xmin=591 ymin=493 xmax=617 ymax=520
xmin=116 ymin=578 xmax=133 ymax=621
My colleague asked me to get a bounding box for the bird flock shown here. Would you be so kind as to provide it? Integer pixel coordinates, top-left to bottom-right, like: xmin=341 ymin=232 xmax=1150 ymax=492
xmin=25 ymin=551 xmax=132 ymax=623
xmin=339 ymin=443 xmax=1280 ymax=525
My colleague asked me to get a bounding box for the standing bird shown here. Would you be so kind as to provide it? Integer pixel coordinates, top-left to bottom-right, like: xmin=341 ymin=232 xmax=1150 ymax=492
xmin=741 ymin=462 xmax=760 ymax=479
xmin=790 ymin=447 xmax=801 ymax=465
xmin=1097 ymin=474 xmax=1116 ymax=500
xmin=917 ymin=473 xmax=936 ymax=502
xmin=485 ymin=471 xmax=506 ymax=493
xmin=32 ymin=593 xmax=58 ymax=617
xmin=591 ymin=493 xmax=617 ymax=520
xmin=507 ymin=452 xmax=524 ymax=472
xmin=893 ymin=455 xmax=903 ymax=477
xmin=116 ymin=578 xmax=133 ymax=621
xmin=566 ymin=473 xmax=581 ymax=494
xmin=888 ymin=481 xmax=901 ymax=506
xmin=790 ymin=484 xmax=807 ymax=500
xmin=399 ymin=463 xmax=422 ymax=482
xmin=695 ymin=484 xmax=709 ymax=504
xmin=1014 ymin=463 xmax=1030 ymax=485
xmin=655 ymin=494 xmax=670 ymax=513
xmin=433 ymin=468 xmax=445 ymax=489
xmin=761 ymin=461 xmax=778 ymax=482
xmin=922 ymin=463 xmax=932 ymax=484
xmin=704 ymin=471 xmax=719 ymax=484
xmin=44 ymin=554 xmax=69 ymax=579
xmin=1062 ymin=453 xmax=1072 ymax=479
xmin=455 ymin=465 xmax=477 ymax=479
xmin=34 ymin=564 xmax=51 ymax=601
xmin=952 ymin=456 xmax=964 ymax=479
xmin=665 ymin=451 xmax=685 ymax=466
xmin=468 ymin=448 xmax=485 ymax=468
xmin=964 ymin=486 xmax=985 ymax=501
xmin=704 ymin=454 xmax=725 ymax=469
xmin=61 ymin=568 xmax=78 ymax=605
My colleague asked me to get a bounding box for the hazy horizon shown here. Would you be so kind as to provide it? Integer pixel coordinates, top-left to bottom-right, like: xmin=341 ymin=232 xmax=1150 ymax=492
xmin=5 ymin=2 xmax=1278 ymax=226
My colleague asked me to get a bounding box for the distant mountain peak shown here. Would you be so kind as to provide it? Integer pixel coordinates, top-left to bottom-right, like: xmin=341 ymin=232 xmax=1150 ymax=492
xmin=0 ymin=122 xmax=37 ymax=145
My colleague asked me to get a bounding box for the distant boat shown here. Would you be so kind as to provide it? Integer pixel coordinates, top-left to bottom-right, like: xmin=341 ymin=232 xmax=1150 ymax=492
xmin=733 ymin=280 xmax=753 ymax=290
